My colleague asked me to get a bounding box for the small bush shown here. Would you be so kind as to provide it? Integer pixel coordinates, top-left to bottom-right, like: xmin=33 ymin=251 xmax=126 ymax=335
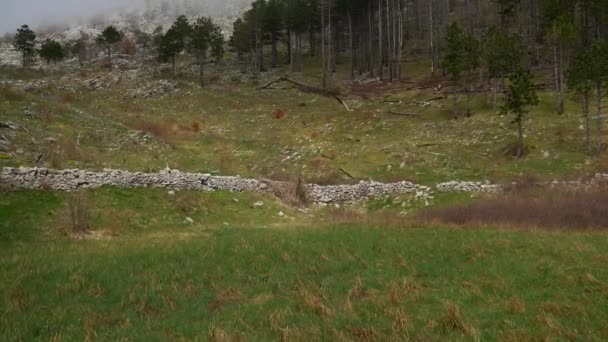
xmin=129 ymin=120 xmax=175 ymax=145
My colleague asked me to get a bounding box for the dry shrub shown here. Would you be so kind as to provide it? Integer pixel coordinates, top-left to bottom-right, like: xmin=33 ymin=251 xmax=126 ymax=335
xmin=191 ymin=121 xmax=201 ymax=133
xmin=209 ymin=327 xmax=242 ymax=342
xmin=272 ymin=108 xmax=285 ymax=119
xmin=66 ymin=191 xmax=91 ymax=236
xmin=263 ymin=176 xmax=309 ymax=207
xmin=208 ymin=73 xmax=222 ymax=84
xmin=207 ymin=289 xmax=244 ymax=313
xmin=505 ymin=297 xmax=526 ymax=314
xmin=59 ymin=91 xmax=75 ymax=104
xmin=298 ymin=286 xmax=332 ymax=317
xmin=39 ymin=108 xmax=54 ymax=124
xmin=418 ymin=188 xmax=608 ymax=230
xmin=119 ymin=37 xmax=137 ymax=55
xmin=346 ymin=326 xmax=377 ymax=341
xmin=129 ymin=120 xmax=175 ymax=145
xmin=44 ymin=138 xmax=83 ymax=169
xmin=439 ymin=302 xmax=478 ymax=338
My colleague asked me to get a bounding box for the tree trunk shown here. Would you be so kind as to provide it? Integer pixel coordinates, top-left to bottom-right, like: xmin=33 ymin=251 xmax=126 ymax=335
xmin=429 ymin=0 xmax=435 ymax=75
xmin=597 ymin=82 xmax=603 ymax=152
xmin=309 ymin=27 xmax=316 ymax=57
xmin=287 ymin=28 xmax=292 ymax=65
xmin=584 ymin=87 xmax=592 ymax=155
xmin=199 ymin=62 xmax=205 ymax=87
xmin=492 ymin=78 xmax=498 ymax=113
xmin=271 ymin=31 xmax=278 ymax=68
xmin=517 ymin=114 xmax=524 ymax=158
xmin=368 ymin=1 xmax=375 ymax=78
xmin=379 ymin=0 xmax=384 ymax=80
xmin=321 ymin=0 xmax=326 ymax=89
xmin=171 ymin=55 xmax=176 ymax=79
xmin=108 ymin=46 xmax=113 ymax=70
xmin=349 ymin=11 xmax=354 ymax=81
xmin=558 ymin=38 xmax=565 ymax=114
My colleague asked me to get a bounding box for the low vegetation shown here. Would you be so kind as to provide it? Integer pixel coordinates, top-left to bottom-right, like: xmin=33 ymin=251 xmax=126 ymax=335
xmin=419 ymin=187 xmax=608 ymax=230
xmin=1 ymin=188 xmax=608 ymax=340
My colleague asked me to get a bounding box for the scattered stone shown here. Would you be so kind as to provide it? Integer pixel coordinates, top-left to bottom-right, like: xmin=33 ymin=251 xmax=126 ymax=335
xmin=168 ymin=190 xmax=176 ymax=196
xmin=254 ymin=201 xmax=264 ymax=207
xmin=436 ymin=181 xmax=503 ymax=193
xmin=131 ymin=80 xmax=178 ymax=99
xmin=0 ymin=122 xmax=18 ymax=130
xmin=186 ymin=217 xmax=194 ymax=223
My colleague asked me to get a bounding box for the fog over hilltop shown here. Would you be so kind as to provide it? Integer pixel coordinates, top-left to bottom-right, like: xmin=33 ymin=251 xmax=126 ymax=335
xmin=0 ymin=0 xmax=251 ymax=34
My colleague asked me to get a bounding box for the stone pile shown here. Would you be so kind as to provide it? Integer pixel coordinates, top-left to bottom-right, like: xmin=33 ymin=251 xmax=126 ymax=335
xmin=0 ymin=80 xmax=49 ymax=92
xmin=436 ymin=181 xmax=503 ymax=193
xmin=306 ymin=181 xmax=432 ymax=204
xmin=131 ymin=80 xmax=178 ymax=99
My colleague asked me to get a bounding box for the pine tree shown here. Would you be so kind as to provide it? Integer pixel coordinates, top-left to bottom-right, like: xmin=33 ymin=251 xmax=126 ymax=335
xmin=13 ymin=25 xmax=37 ymax=68
xmin=501 ymin=68 xmax=540 ymax=158
xmin=484 ymin=27 xmax=525 ymax=111
xmin=38 ymin=39 xmax=65 ymax=65
xmin=443 ymin=22 xmax=480 ymax=118
xmin=96 ymin=26 xmax=122 ymax=69
xmin=158 ymin=27 xmax=184 ymax=78
xmin=189 ymin=17 xmax=224 ymax=87
xmin=264 ymin=0 xmax=284 ymax=68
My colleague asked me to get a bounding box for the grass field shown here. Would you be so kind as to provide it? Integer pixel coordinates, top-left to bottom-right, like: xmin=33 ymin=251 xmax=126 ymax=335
xmin=1 ymin=189 xmax=608 ymax=340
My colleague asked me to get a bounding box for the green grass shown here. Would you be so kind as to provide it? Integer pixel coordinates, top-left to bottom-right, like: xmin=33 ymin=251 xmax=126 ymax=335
xmin=1 ymin=189 xmax=608 ymax=340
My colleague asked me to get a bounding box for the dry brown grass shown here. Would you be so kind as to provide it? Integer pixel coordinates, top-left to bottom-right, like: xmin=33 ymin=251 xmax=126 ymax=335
xmin=128 ymin=119 xmax=175 ymax=145
xmin=44 ymin=137 xmax=84 ymax=169
xmin=438 ymin=302 xmax=478 ymax=338
xmin=263 ymin=176 xmax=309 ymax=207
xmin=418 ymin=188 xmax=608 ymax=230
xmin=207 ymin=289 xmax=245 ymax=313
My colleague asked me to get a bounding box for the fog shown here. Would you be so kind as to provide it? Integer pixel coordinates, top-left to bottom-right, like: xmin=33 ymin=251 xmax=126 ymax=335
xmin=0 ymin=0 xmax=247 ymax=34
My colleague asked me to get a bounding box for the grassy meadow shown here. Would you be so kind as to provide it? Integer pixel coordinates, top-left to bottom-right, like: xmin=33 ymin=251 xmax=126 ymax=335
xmin=1 ymin=189 xmax=608 ymax=341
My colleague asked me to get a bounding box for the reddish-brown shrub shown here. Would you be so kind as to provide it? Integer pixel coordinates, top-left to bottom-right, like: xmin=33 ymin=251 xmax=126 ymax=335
xmin=418 ymin=189 xmax=608 ymax=230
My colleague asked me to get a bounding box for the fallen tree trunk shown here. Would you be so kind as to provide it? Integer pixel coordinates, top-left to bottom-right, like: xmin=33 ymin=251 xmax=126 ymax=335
xmin=257 ymin=77 xmax=352 ymax=111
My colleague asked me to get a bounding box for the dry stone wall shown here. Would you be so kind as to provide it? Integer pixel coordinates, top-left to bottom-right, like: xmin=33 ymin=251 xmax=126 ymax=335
xmin=2 ymin=167 xmax=607 ymax=204
xmin=0 ymin=167 xmax=431 ymax=204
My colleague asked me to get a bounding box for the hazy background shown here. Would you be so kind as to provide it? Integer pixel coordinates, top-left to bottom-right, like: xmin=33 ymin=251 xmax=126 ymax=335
xmin=0 ymin=0 xmax=248 ymax=34
xmin=0 ymin=0 xmax=147 ymax=33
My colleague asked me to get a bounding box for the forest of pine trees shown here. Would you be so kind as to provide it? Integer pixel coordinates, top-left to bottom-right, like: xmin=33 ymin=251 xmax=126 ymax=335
xmin=227 ymin=0 xmax=608 ymax=89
